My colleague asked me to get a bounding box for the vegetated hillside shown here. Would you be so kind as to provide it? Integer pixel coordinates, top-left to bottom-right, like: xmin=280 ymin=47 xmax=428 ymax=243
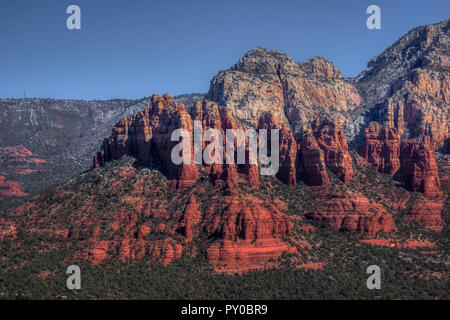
xmin=0 ymin=154 xmax=448 ymax=299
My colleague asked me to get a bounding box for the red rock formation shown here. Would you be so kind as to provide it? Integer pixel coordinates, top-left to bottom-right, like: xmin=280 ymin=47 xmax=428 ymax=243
xmin=405 ymin=198 xmax=444 ymax=231
xmin=5 ymin=165 xmax=298 ymax=270
xmin=94 ymin=94 xmax=199 ymax=190
xmin=205 ymin=195 xmax=294 ymax=273
xmin=208 ymin=47 xmax=362 ymax=136
xmin=116 ymin=237 xmax=184 ymax=266
xmin=258 ymin=114 xmax=297 ymax=186
xmin=311 ymin=118 xmax=353 ymax=183
xmin=361 ymin=122 xmax=442 ymax=198
xmin=78 ymin=232 xmax=184 ymax=266
xmin=92 ymin=139 xmax=112 ymax=167
xmin=306 ymin=192 xmax=397 ymax=236
xmin=93 ymin=95 xmax=358 ymax=191
xmin=361 ymin=122 xmax=402 ymax=175
xmin=94 ymin=95 xmax=268 ymax=190
xmin=207 ymin=239 xmax=293 ymax=274
xmin=244 ymin=163 xmax=260 ymax=188
xmin=400 ymin=141 xmax=442 ymax=198
xmin=440 ymin=156 xmax=450 ymax=195
xmin=300 ymin=130 xmax=330 ymax=187
xmin=277 ymin=125 xmax=297 ymax=185
xmin=210 ymin=196 xmax=292 ymax=241
xmin=147 ymin=238 xmax=183 ymax=266
xmin=191 ymin=99 xmax=240 ymax=187
xmin=180 ymin=195 xmax=202 ymax=242
xmin=355 ymin=21 xmax=449 ymax=151
xmin=255 ymin=115 xmax=352 ymax=187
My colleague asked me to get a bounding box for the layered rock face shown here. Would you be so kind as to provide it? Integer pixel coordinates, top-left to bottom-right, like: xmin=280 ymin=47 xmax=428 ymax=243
xmin=277 ymin=125 xmax=298 ymax=185
xmin=92 ymin=50 xmax=365 ymax=192
xmin=180 ymin=195 xmax=202 ymax=242
xmin=360 ymin=123 xmax=402 ymax=175
xmin=190 ymin=99 xmax=240 ymax=187
xmin=257 ymin=113 xmax=297 ymax=186
xmin=361 ymin=122 xmax=441 ymax=197
xmin=207 ymin=196 xmax=292 ymax=241
xmin=208 ymin=47 xmax=362 ymax=135
xmin=94 ymin=94 xmax=263 ymax=190
xmin=406 ymin=198 xmax=444 ymax=232
xmin=256 ymin=114 xmax=354 ymax=187
xmin=355 ymin=20 xmax=449 ymax=150
xmin=81 ymin=238 xmax=184 ymax=266
xmin=300 ymin=130 xmax=330 ymax=187
xmin=0 ymin=22 xmax=448 ymax=202
xmin=298 ymin=118 xmax=354 ymax=187
xmin=94 ymin=94 xmax=357 ymax=191
xmin=383 ymin=68 xmax=449 ymax=150
xmin=205 ymin=195 xmax=295 ymax=273
xmin=306 ymin=192 xmax=397 ymax=236
xmin=311 ymin=118 xmax=353 ymax=183
xmin=400 ymin=141 xmax=441 ymax=197
xmin=254 ymin=114 xmax=353 ymax=188
xmin=94 ymin=94 xmax=199 ymax=189
xmin=441 ymin=156 xmax=450 ymax=195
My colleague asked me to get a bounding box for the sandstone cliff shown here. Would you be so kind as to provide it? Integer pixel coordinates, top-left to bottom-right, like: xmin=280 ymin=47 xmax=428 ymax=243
xmin=361 ymin=122 xmax=441 ymax=198
xmin=208 ymin=47 xmax=362 ymax=136
xmin=355 ymin=20 xmax=449 ymax=150
xmin=306 ymin=191 xmax=397 ymax=236
xmin=205 ymin=195 xmax=294 ymax=273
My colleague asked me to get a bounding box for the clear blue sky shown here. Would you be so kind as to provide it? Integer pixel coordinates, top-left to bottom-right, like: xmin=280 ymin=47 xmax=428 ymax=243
xmin=0 ymin=0 xmax=448 ymax=100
